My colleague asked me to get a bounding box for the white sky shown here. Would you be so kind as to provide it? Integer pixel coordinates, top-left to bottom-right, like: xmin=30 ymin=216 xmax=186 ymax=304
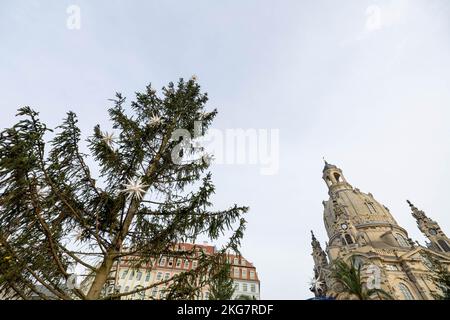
xmin=1 ymin=0 xmax=450 ymax=299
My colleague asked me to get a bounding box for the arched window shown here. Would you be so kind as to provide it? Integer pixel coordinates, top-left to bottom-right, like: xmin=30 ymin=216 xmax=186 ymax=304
xmin=421 ymin=255 xmax=433 ymax=269
xmin=438 ymin=240 xmax=450 ymax=252
xmin=334 ymin=173 xmax=341 ymax=182
xmin=395 ymin=234 xmax=409 ymax=247
xmin=352 ymin=256 xmax=365 ymax=269
xmin=344 ymin=234 xmax=354 ymax=245
xmin=398 ymin=283 xmax=414 ymax=300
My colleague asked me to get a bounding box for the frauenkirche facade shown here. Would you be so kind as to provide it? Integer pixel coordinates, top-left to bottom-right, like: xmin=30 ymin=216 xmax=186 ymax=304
xmin=310 ymin=161 xmax=450 ymax=300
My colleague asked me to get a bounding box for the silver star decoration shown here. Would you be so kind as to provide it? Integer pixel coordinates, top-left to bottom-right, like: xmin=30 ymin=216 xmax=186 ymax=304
xmin=149 ymin=114 xmax=162 ymax=127
xmin=36 ymin=186 xmax=48 ymax=199
xmin=191 ymin=74 xmax=198 ymax=81
xmin=202 ymin=152 xmax=214 ymax=165
xmin=310 ymin=277 xmax=324 ymax=295
xmin=199 ymin=111 xmax=211 ymax=120
xmin=121 ymin=177 xmax=149 ymax=200
xmin=101 ymin=131 xmax=116 ymax=147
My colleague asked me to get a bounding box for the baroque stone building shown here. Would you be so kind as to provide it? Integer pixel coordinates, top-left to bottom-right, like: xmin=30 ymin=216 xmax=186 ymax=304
xmin=310 ymin=161 xmax=450 ymax=300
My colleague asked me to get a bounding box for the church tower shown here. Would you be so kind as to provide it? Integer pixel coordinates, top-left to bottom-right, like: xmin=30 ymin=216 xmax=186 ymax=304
xmin=310 ymin=161 xmax=450 ymax=300
xmin=321 ymin=160 xmax=412 ymax=261
xmin=407 ymin=200 xmax=450 ymax=253
xmin=311 ymin=231 xmax=328 ymax=272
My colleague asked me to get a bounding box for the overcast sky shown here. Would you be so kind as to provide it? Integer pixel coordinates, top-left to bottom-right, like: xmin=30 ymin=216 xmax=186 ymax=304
xmin=1 ymin=0 xmax=450 ymax=299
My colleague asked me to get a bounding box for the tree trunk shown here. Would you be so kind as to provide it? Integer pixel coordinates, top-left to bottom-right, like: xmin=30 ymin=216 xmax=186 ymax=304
xmin=85 ymin=202 xmax=139 ymax=299
xmin=86 ymin=250 xmax=116 ymax=300
xmin=85 ymin=128 xmax=173 ymax=300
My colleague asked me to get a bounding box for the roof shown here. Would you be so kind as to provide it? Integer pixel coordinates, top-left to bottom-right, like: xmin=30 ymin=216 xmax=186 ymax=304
xmin=322 ymin=160 xmax=338 ymax=172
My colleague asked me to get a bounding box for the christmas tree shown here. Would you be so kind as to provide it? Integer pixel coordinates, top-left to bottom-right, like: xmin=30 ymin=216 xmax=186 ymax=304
xmin=0 ymin=78 xmax=248 ymax=300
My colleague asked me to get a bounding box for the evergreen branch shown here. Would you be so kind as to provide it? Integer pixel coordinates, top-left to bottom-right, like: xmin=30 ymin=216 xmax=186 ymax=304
xmin=57 ymin=245 xmax=97 ymax=271
xmin=0 ymin=234 xmax=71 ymax=300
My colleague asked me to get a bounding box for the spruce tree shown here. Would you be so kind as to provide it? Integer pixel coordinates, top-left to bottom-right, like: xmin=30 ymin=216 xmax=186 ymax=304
xmin=208 ymin=255 xmax=235 ymax=300
xmin=423 ymin=253 xmax=450 ymax=300
xmin=0 ymin=78 xmax=248 ymax=300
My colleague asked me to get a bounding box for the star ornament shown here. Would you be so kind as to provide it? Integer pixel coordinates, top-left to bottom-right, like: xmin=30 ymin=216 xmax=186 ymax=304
xmin=36 ymin=186 xmax=48 ymax=199
xmin=101 ymin=131 xmax=116 ymax=147
xmin=199 ymin=111 xmax=211 ymax=120
xmin=121 ymin=177 xmax=149 ymax=200
xmin=191 ymin=74 xmax=198 ymax=81
xmin=202 ymin=152 xmax=214 ymax=165
xmin=310 ymin=277 xmax=324 ymax=294
xmin=149 ymin=114 xmax=162 ymax=127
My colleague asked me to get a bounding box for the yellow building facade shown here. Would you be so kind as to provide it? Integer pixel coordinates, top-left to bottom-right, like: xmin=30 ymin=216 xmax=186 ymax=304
xmin=310 ymin=161 xmax=450 ymax=300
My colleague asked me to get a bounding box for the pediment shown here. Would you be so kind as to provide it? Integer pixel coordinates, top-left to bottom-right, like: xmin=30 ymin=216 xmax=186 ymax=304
xmin=398 ymin=246 xmax=450 ymax=262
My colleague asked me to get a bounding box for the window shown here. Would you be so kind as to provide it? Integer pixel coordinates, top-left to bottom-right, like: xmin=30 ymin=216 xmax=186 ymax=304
xmin=133 ymin=285 xmax=143 ymax=299
xmin=396 ymin=234 xmax=410 ymax=247
xmin=365 ymin=202 xmax=377 ymax=214
xmin=386 ymin=264 xmax=398 ymax=271
xmin=250 ymin=271 xmax=255 ymax=279
xmin=145 ymin=271 xmax=151 ymax=282
xmin=241 ymin=259 xmax=246 ymax=266
xmin=243 ymin=283 xmax=248 ymax=292
xmin=168 ymin=257 xmax=174 ymax=267
xmin=421 ymin=256 xmax=433 ymax=269
xmin=176 ymin=259 xmax=182 ymax=268
xmin=234 ymin=267 xmax=240 ymax=278
xmin=136 ymin=271 xmax=142 ymax=281
xmin=121 ymin=270 xmax=128 ymax=279
xmin=334 ymin=173 xmax=341 ymax=182
xmin=159 ymin=257 xmax=166 ymax=267
xmin=151 ymin=287 xmax=158 ymax=297
xmin=242 ymin=269 xmax=247 ymax=278
xmin=234 ymin=283 xmax=239 ymax=291
xmin=438 ymin=240 xmax=450 ymax=252
xmin=156 ymin=272 xmax=162 ymax=281
xmin=234 ymin=257 xmax=239 ymax=265
xmin=250 ymin=284 xmax=256 ymax=293
xmin=398 ymin=283 xmax=414 ymax=300
xmin=344 ymin=234 xmax=354 ymax=245
xmin=343 ymin=207 xmax=350 ymax=216
xmin=137 ymin=290 xmax=145 ymax=300
xmin=129 ymin=270 xmax=135 ymax=280
xmin=184 ymin=259 xmax=190 ymax=269
xmin=192 ymin=260 xmax=198 ymax=269
xmin=205 ymin=292 xmax=210 ymax=299
xmin=164 ymin=272 xmax=170 ymax=280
